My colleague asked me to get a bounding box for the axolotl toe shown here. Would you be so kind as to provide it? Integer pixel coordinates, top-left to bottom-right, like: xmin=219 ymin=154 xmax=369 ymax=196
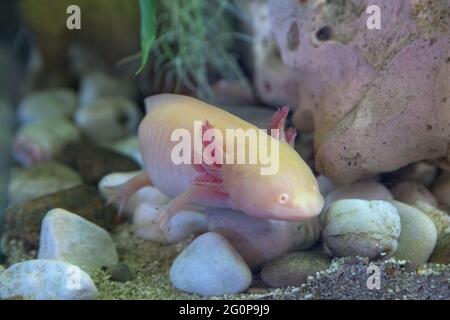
xmin=109 ymin=94 xmax=324 ymax=229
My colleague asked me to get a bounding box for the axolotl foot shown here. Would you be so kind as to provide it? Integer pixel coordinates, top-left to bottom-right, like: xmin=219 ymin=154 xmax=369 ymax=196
xmin=155 ymin=207 xmax=172 ymax=233
xmin=105 ymin=172 xmax=152 ymax=216
xmin=132 ymin=205 xmax=172 ymax=233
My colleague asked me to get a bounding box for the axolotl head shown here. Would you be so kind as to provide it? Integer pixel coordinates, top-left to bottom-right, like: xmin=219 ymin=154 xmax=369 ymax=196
xmin=227 ymin=143 xmax=324 ymax=221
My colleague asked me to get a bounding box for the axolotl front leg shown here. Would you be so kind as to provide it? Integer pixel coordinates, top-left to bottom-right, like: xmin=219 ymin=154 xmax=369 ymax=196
xmin=106 ymin=172 xmax=152 ymax=214
xmin=107 ymin=169 xmax=228 ymax=231
xmin=154 ymin=185 xmax=228 ymax=231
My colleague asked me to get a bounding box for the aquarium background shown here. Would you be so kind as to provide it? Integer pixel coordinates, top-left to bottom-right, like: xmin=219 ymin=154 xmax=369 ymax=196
xmin=0 ymin=0 xmax=449 ymax=300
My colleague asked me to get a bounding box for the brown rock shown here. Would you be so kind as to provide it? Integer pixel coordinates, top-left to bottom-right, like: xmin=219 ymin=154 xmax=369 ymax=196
xmin=3 ymin=185 xmax=116 ymax=249
xmin=57 ymin=143 xmax=140 ymax=184
xmin=413 ymin=201 xmax=450 ymax=264
xmin=391 ymin=181 xmax=438 ymax=207
xmin=386 ymin=161 xmax=438 ymax=187
xmin=432 ymin=173 xmax=450 ymax=208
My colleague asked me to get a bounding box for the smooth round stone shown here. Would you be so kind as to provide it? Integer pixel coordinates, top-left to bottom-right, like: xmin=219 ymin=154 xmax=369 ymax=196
xmin=261 ymin=251 xmax=331 ymax=288
xmin=322 ymin=199 xmax=401 ymax=259
xmin=98 ymin=171 xmax=170 ymax=215
xmin=13 ymin=117 xmax=81 ymax=167
xmin=78 ymin=72 xmax=135 ymax=107
xmin=408 ymin=162 xmax=438 ymax=186
xmin=109 ymin=263 xmax=132 ymax=283
xmin=431 ymin=158 xmax=450 ymax=172
xmin=207 ymin=208 xmax=321 ymax=270
xmin=316 ymin=175 xmax=336 ymax=197
xmin=75 ymin=96 xmax=142 ymax=144
xmin=391 ymin=201 xmax=437 ymax=270
xmin=0 ymin=260 xmax=97 ymax=300
xmin=170 ymin=232 xmax=252 ymax=296
xmin=17 ymin=88 xmax=78 ymax=124
xmin=112 ymin=136 xmax=143 ymax=167
xmin=7 ymin=162 xmax=82 ymax=207
xmin=133 ymin=203 xmax=207 ymax=244
xmin=391 ymin=181 xmax=438 ymax=207
xmin=59 ymin=144 xmax=140 ymax=185
xmin=323 ymin=180 xmax=393 ymax=213
xmin=210 ymin=80 xmax=256 ymax=105
xmin=393 ymin=161 xmax=438 ymax=187
xmin=431 ymin=173 xmax=450 ymax=208
xmin=38 ymin=208 xmax=118 ymax=272
xmin=413 ymin=201 xmax=450 ymax=264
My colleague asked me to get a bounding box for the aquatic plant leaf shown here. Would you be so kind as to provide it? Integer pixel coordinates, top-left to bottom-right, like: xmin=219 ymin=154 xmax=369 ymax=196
xmin=137 ymin=0 xmax=156 ymax=74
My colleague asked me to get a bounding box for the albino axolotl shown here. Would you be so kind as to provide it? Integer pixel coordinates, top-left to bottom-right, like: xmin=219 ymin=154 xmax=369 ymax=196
xmin=110 ymin=94 xmax=324 ymax=228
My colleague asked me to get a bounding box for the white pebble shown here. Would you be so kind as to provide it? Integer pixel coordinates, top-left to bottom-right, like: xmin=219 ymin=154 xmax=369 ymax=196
xmin=133 ymin=202 xmax=207 ymax=244
xmin=322 ymin=199 xmax=401 ymax=259
xmin=38 ymin=208 xmax=118 ymax=272
xmin=323 ymin=180 xmax=393 ymax=213
xmin=0 ymin=260 xmax=97 ymax=300
xmin=75 ymin=96 xmax=142 ymax=144
xmin=79 ymin=72 xmax=134 ymax=107
xmin=170 ymin=232 xmax=252 ymax=296
xmin=17 ymin=88 xmax=78 ymax=124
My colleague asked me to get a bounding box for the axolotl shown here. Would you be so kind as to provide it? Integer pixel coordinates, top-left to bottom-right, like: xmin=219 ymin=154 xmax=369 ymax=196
xmin=110 ymin=94 xmax=324 ymax=228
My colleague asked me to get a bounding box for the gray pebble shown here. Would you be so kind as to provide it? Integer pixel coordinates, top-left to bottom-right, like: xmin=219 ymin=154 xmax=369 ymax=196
xmin=170 ymin=232 xmax=252 ymax=296
xmin=75 ymin=96 xmax=142 ymax=144
xmin=322 ymin=199 xmax=401 ymax=259
xmin=207 ymin=208 xmax=320 ymax=270
xmin=38 ymin=208 xmax=118 ymax=273
xmin=261 ymin=251 xmax=331 ymax=288
xmin=13 ymin=117 xmax=81 ymax=166
xmin=7 ymin=162 xmax=82 ymax=207
xmin=17 ymin=88 xmax=78 ymax=124
xmin=79 ymin=72 xmax=135 ymax=106
xmin=392 ymin=201 xmax=437 ymax=270
xmin=110 ymin=263 xmax=132 ymax=282
xmin=0 ymin=259 xmax=97 ymax=300
xmin=413 ymin=201 xmax=450 ymax=264
xmin=323 ymin=180 xmax=393 ymax=213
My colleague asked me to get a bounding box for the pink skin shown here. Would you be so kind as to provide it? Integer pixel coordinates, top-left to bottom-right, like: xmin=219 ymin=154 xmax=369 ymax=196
xmin=108 ymin=105 xmax=319 ymax=230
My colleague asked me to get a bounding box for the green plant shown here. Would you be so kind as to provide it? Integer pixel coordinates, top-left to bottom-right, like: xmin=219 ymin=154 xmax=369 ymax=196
xmin=137 ymin=0 xmax=248 ymax=100
xmin=137 ymin=0 xmax=156 ymax=74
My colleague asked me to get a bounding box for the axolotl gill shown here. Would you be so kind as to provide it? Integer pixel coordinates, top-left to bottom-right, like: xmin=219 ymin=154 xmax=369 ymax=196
xmin=110 ymin=94 xmax=324 ymax=228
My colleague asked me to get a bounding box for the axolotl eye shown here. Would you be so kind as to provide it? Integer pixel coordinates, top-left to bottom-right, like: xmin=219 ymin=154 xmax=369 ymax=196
xmin=278 ymin=193 xmax=290 ymax=204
